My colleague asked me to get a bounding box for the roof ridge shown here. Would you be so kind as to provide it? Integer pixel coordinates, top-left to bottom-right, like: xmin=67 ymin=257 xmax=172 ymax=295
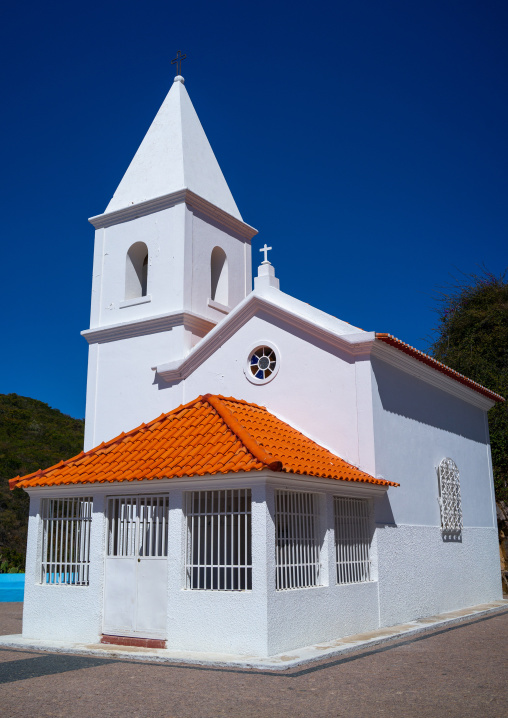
xmin=203 ymin=394 xmax=282 ymax=472
xmin=213 ymin=395 xmax=268 ymax=412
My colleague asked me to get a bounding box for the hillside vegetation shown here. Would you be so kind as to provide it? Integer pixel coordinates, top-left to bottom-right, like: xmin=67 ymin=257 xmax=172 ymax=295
xmin=0 ymin=394 xmax=84 ymax=571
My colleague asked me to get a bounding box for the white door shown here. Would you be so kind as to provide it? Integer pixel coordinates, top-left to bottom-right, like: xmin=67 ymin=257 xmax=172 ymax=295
xmin=103 ymin=495 xmax=169 ymax=639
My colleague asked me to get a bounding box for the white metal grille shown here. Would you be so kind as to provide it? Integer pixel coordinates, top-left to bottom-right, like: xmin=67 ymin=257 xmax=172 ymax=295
xmin=438 ymin=458 xmax=463 ymax=534
xmin=185 ymin=489 xmax=252 ymax=590
xmin=107 ymin=496 xmax=169 ymax=557
xmin=41 ymin=497 xmax=92 ymax=585
xmin=334 ymin=497 xmax=372 ymax=584
xmin=275 ymin=490 xmax=320 ymax=590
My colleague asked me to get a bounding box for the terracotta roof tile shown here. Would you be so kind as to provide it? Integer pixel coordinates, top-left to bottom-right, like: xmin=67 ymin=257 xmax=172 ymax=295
xmin=10 ymin=395 xmax=398 ymax=490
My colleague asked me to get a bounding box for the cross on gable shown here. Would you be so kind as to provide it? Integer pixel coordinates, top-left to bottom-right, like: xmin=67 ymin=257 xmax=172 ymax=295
xmin=171 ymin=50 xmax=187 ymax=76
xmin=260 ymin=244 xmax=272 ymax=264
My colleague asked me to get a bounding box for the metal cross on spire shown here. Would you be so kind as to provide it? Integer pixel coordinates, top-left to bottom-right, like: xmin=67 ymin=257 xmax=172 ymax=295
xmin=260 ymin=244 xmax=272 ymax=264
xmin=171 ymin=50 xmax=187 ymax=76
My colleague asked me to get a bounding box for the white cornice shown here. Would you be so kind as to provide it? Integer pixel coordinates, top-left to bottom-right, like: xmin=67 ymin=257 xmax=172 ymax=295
xmin=265 ymin=475 xmax=389 ymax=497
xmin=89 ymin=188 xmax=258 ymax=240
xmin=155 ymin=291 xmax=375 ymax=382
xmin=24 ymin=471 xmax=389 ymax=497
xmin=81 ymin=310 xmax=216 ymax=345
xmin=371 ymin=341 xmax=495 ymax=410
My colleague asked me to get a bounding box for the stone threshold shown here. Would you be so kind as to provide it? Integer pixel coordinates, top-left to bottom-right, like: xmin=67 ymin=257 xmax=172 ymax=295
xmin=100 ymin=634 xmax=166 ymax=649
xmin=1 ymin=599 xmax=507 ymax=672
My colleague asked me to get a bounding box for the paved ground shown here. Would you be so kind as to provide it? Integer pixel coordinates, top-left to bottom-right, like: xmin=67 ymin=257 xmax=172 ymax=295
xmin=1 ymin=603 xmax=507 ymax=718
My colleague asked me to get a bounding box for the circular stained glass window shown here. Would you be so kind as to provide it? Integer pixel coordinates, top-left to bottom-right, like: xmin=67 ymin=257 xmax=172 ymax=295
xmin=249 ymin=346 xmax=277 ymax=381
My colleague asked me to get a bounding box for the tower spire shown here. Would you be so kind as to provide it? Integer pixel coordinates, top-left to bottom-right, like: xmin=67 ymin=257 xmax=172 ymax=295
xmin=104 ymin=74 xmax=242 ymax=219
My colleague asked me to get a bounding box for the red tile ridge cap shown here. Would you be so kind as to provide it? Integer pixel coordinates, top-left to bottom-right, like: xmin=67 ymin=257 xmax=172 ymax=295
xmin=375 ymin=333 xmax=505 ymax=403
xmin=208 ymin=394 xmax=269 ymax=411
xmin=203 ymin=394 xmax=283 ymax=472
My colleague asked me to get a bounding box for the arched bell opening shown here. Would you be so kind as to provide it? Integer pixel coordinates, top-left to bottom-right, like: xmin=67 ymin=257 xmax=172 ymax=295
xmin=210 ymin=246 xmax=228 ymax=306
xmin=125 ymin=242 xmax=149 ymax=300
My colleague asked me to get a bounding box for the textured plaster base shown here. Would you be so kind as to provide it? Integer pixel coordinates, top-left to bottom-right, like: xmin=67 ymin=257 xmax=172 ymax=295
xmin=1 ymin=600 xmax=506 ymax=672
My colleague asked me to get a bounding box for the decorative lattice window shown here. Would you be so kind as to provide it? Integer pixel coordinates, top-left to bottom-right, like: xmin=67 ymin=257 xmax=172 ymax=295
xmin=185 ymin=489 xmax=252 ymax=590
xmin=41 ymin=497 xmax=92 ymax=585
xmin=334 ymin=497 xmax=372 ymax=584
xmin=438 ymin=458 xmax=463 ymax=535
xmin=275 ymin=490 xmax=321 ymax=590
xmin=249 ymin=346 xmax=277 ymax=381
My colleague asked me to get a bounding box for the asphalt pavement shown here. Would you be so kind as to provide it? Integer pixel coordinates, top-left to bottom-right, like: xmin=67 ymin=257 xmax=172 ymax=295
xmin=1 ymin=602 xmax=507 ymax=717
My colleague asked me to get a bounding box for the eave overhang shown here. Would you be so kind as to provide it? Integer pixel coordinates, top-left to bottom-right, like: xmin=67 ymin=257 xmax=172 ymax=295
xmin=81 ymin=310 xmax=216 ymax=345
xmin=89 ymin=188 xmax=258 ymax=241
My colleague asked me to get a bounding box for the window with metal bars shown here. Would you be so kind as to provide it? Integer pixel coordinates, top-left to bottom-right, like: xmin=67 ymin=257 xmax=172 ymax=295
xmin=437 ymin=458 xmax=462 ymax=537
xmin=185 ymin=489 xmax=252 ymax=590
xmin=107 ymin=496 xmax=169 ymax=557
xmin=275 ymin=490 xmax=321 ymax=590
xmin=40 ymin=497 xmax=92 ymax=585
xmin=334 ymin=497 xmax=372 ymax=585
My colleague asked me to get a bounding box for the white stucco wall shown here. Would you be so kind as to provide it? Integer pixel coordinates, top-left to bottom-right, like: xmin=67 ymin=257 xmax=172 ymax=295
xmin=189 ymin=211 xmax=252 ymax=322
xmin=90 ymin=205 xmax=186 ymax=329
xmin=85 ymin=305 xmax=364 ymax=460
xmin=377 ymin=524 xmax=500 ymax=627
xmin=22 ymin=492 xmax=107 ymax=644
xmin=370 ymin=356 xmax=497 ymax=529
xmin=89 ymin=204 xmax=251 ymax=331
xmin=85 ymin=332 xmax=187 ymax=448
xmin=21 ymin=473 xmax=501 ymax=656
xmin=84 ymin=200 xmax=253 ymax=448
xmin=369 ymin=355 xmax=502 ymax=623
xmin=264 ymin=482 xmax=381 ymax=655
xmin=22 ymin=479 xmax=385 ymax=655
xmin=180 ymin=316 xmax=362 ymax=467
xmin=165 ymin=483 xmax=269 ymax=656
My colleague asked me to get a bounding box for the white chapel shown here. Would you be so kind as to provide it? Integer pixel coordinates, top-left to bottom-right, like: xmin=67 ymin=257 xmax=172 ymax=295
xmin=11 ymin=70 xmax=503 ymax=658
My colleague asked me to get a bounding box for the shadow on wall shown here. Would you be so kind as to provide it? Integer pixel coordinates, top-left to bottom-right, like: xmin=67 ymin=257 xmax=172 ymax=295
xmin=371 ymin=357 xmax=487 ymax=444
xmin=153 ymin=372 xmax=175 ymax=390
xmin=374 ymin=492 xmax=397 ymax=527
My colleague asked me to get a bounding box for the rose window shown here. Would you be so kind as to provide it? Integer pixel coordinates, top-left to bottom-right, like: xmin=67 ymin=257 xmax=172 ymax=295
xmin=249 ymin=346 xmax=277 ymax=380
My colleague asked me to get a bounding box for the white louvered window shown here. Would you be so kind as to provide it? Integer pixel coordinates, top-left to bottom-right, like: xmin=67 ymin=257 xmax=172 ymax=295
xmin=275 ymin=490 xmax=321 ymax=590
xmin=334 ymin=497 xmax=372 ymax=584
xmin=41 ymin=497 xmax=92 ymax=585
xmin=185 ymin=489 xmax=252 ymax=590
xmin=438 ymin=458 xmax=463 ymax=535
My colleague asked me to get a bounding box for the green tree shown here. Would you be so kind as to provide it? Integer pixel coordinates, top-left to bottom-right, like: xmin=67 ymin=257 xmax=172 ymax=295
xmin=429 ymin=269 xmax=508 ymax=501
xmin=0 ymin=394 xmax=84 ymax=570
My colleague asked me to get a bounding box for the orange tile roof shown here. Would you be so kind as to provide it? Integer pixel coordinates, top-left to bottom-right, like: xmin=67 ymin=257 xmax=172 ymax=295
xmin=375 ymin=333 xmax=505 ymax=403
xmin=10 ymin=395 xmax=397 ymax=490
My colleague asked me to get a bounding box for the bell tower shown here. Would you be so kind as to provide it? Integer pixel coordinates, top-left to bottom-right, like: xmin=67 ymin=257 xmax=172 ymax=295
xmin=82 ymin=71 xmax=257 ymax=449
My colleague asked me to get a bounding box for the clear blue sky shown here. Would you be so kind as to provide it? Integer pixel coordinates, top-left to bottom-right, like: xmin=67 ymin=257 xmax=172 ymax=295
xmin=1 ymin=0 xmax=506 ymax=419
